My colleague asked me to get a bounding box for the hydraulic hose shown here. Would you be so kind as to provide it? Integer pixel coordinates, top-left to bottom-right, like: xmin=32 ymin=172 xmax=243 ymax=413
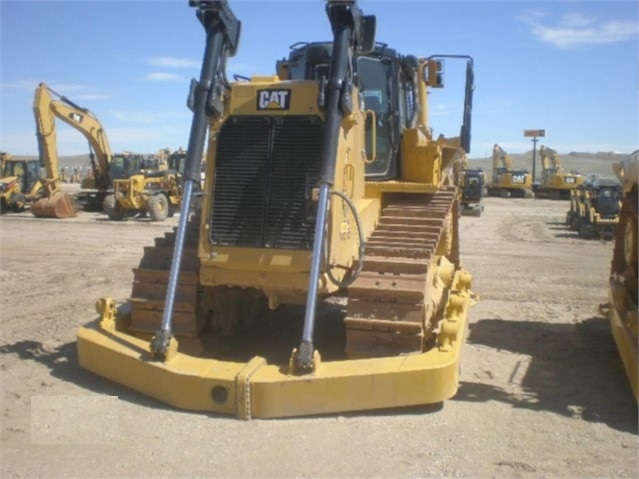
xmin=324 ymin=190 xmax=365 ymax=288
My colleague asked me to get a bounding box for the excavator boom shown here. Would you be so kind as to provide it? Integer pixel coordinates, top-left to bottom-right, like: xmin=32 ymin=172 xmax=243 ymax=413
xmin=34 ymin=83 xmax=113 ymax=190
xmin=31 ymin=83 xmax=79 ymax=218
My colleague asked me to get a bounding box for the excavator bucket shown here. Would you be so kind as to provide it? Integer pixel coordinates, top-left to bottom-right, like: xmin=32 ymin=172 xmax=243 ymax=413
xmin=31 ymin=191 xmax=77 ymax=218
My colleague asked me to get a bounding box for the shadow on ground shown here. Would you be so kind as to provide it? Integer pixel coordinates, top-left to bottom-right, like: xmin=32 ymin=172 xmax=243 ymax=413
xmin=458 ymin=316 xmax=637 ymax=434
xmin=0 ymin=339 xmax=199 ymax=416
xmin=3 ymin=313 xmax=635 ymax=426
xmin=546 ymin=220 xmax=579 ymax=238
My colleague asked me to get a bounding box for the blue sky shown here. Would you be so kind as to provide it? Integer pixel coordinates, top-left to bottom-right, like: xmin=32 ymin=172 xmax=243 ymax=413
xmin=1 ymin=0 xmax=637 ymax=159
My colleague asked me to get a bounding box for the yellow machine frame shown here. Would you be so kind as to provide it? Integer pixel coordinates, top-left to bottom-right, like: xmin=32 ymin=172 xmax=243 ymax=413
xmin=77 ymin=0 xmax=476 ymax=419
xmin=601 ymin=152 xmax=638 ymax=401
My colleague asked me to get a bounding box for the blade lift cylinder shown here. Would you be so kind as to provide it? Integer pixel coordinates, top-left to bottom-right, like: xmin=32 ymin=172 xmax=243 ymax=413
xmin=151 ymin=0 xmax=241 ymax=359
xmin=294 ymin=0 xmax=374 ymax=372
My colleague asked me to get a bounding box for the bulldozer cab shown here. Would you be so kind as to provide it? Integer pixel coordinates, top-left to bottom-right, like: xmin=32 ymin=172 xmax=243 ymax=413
xmin=284 ymin=42 xmax=404 ymax=180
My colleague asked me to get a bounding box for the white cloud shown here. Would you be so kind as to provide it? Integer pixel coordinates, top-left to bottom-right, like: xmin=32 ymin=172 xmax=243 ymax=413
xmin=144 ymin=72 xmax=183 ymax=82
xmin=110 ymin=110 xmax=156 ymax=124
xmin=561 ymin=13 xmax=593 ymax=28
xmin=0 ymin=80 xmax=109 ymax=100
xmin=0 ymin=79 xmax=40 ymax=91
xmin=147 ymin=56 xmax=200 ymax=69
xmin=109 ymin=109 xmax=190 ymax=124
xmin=527 ymin=12 xmax=639 ymax=49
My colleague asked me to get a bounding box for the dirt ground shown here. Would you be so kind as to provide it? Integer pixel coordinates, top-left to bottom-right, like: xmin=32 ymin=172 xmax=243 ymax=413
xmin=0 ymin=194 xmax=637 ymax=478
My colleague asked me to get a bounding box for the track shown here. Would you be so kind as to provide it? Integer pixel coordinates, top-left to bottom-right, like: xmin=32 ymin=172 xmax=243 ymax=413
xmin=126 ymin=187 xmax=460 ymax=359
xmin=128 ymin=215 xmax=202 ymax=337
xmin=344 ymin=186 xmax=459 ymax=357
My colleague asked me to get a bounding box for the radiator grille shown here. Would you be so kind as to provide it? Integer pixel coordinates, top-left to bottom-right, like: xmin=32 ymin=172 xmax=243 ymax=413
xmin=209 ymin=116 xmax=323 ymax=249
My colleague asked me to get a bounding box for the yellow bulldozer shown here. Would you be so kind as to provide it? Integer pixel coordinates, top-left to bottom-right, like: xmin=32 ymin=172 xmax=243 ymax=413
xmin=77 ymin=0 xmax=476 ymax=419
xmin=103 ymin=148 xmax=185 ymax=222
xmin=487 ymin=143 xmax=533 ymax=198
xmin=533 ymin=145 xmax=584 ymax=200
xmin=600 ymin=150 xmax=638 ymax=401
xmin=0 ymin=153 xmax=44 ymax=214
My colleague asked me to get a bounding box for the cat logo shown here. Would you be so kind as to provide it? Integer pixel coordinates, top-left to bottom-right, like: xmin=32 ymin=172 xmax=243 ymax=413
xmin=68 ymin=112 xmax=84 ymax=123
xmin=257 ymin=89 xmax=291 ymax=110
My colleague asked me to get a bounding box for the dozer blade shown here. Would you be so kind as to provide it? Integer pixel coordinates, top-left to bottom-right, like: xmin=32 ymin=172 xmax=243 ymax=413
xmin=77 ymin=268 xmax=474 ymax=420
xmin=31 ymin=191 xmax=77 ymax=218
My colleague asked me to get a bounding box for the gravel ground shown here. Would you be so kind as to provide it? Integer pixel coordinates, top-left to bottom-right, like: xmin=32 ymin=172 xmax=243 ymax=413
xmin=0 ymin=195 xmax=636 ymax=478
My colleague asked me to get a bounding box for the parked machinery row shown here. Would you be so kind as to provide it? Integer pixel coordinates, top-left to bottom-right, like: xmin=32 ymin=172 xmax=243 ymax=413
xmin=32 ymin=82 xmax=143 ymax=216
xmin=566 ymin=174 xmax=621 ymax=241
xmin=26 ymin=82 xmax=189 ymax=222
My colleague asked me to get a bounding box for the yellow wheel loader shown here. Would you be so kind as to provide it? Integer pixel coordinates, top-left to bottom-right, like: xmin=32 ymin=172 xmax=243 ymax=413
xmin=103 ymin=149 xmax=185 ymax=221
xmin=600 ymin=150 xmax=638 ymax=401
xmin=78 ymin=0 xmax=476 ymax=419
xmin=0 ymin=154 xmax=44 ymax=214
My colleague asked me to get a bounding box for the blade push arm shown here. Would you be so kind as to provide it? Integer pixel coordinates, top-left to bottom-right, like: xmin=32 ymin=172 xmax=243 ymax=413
xmin=151 ymin=0 xmax=241 ymax=358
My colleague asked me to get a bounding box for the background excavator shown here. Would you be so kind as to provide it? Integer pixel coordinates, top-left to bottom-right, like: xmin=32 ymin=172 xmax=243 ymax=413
xmin=33 ymin=83 xmax=143 ymax=213
xmin=78 ymin=0 xmax=476 ymax=419
xmin=600 ymin=150 xmax=638 ymax=401
xmin=533 ymin=145 xmax=584 ymax=200
xmin=486 ymin=143 xmax=532 ymax=198
xmin=31 ymin=85 xmax=79 ymax=218
xmin=0 ymin=152 xmax=44 ymax=214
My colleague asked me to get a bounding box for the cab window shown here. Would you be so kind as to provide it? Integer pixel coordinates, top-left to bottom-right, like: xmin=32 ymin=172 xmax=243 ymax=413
xmin=357 ymin=56 xmax=393 ymax=177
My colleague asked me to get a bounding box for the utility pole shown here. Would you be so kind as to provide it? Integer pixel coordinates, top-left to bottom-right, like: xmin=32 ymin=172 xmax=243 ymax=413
xmin=524 ymin=129 xmax=546 ymax=183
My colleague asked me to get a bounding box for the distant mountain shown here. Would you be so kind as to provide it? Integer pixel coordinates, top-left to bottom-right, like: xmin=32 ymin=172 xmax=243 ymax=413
xmin=468 ymin=150 xmax=629 ymax=179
